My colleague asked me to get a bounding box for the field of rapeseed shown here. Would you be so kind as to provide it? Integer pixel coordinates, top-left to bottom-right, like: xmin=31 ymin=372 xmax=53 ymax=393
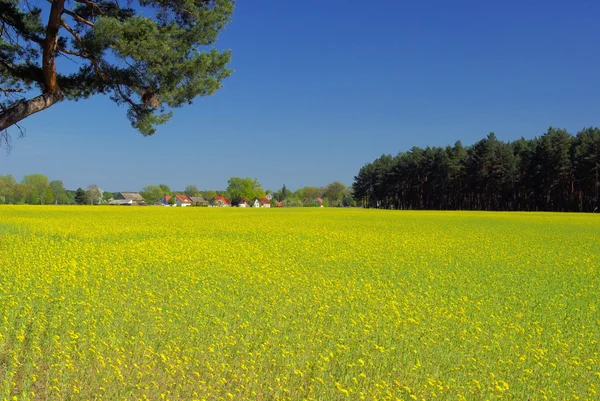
xmin=0 ymin=206 xmax=598 ymax=400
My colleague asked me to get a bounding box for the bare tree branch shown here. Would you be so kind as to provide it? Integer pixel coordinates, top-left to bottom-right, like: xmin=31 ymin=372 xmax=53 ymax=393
xmin=62 ymin=7 xmax=95 ymax=27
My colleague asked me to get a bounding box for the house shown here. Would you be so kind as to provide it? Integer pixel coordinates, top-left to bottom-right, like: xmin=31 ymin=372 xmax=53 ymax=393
xmin=189 ymin=196 xmax=207 ymax=206
xmin=266 ymin=193 xmax=273 ymax=201
xmin=210 ymin=196 xmax=231 ymax=207
xmin=253 ymin=197 xmax=271 ymax=208
xmin=109 ymin=192 xmax=145 ymax=206
xmin=276 ymin=201 xmax=284 ymax=208
xmin=237 ymin=198 xmax=250 ymax=207
xmin=174 ymin=194 xmax=193 ymax=207
xmin=157 ymin=195 xmax=173 ymax=206
xmin=302 ymin=197 xmax=324 ymax=207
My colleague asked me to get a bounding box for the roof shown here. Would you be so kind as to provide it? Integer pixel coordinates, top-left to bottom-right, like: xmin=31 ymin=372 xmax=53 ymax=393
xmin=276 ymin=201 xmax=284 ymax=207
xmin=257 ymin=197 xmax=270 ymax=204
xmin=212 ymin=196 xmax=231 ymax=204
xmin=175 ymin=195 xmax=192 ymax=203
xmin=315 ymin=197 xmax=324 ymax=204
xmin=109 ymin=199 xmax=132 ymax=205
xmin=239 ymin=198 xmax=249 ymax=203
xmin=161 ymin=195 xmax=173 ymax=202
xmin=116 ymin=192 xmax=145 ymax=202
xmin=189 ymin=196 xmax=206 ymax=204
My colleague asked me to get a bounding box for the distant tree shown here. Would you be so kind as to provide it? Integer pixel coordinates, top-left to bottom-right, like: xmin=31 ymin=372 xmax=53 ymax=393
xmin=201 ymin=190 xmax=218 ymax=201
xmin=140 ymin=185 xmax=164 ymax=204
xmin=0 ymin=174 xmax=16 ymax=203
xmin=49 ymin=180 xmax=66 ymax=205
xmin=351 ymin=128 xmax=600 ymax=212
xmin=75 ymin=188 xmax=86 ymax=205
xmin=22 ymin=173 xmax=49 ymax=203
xmin=324 ymin=181 xmax=348 ymax=206
xmin=226 ymin=177 xmax=265 ymax=204
xmin=341 ymin=194 xmax=356 ymax=207
xmin=43 ymin=187 xmax=55 ymax=205
xmin=0 ymin=196 xmax=4 ymax=204
xmin=573 ymin=127 xmax=600 ymax=211
xmin=159 ymin=184 xmax=172 ymax=196
xmin=11 ymin=183 xmax=29 ymax=204
xmin=297 ymin=186 xmax=322 ymax=201
xmin=25 ymin=191 xmax=39 ymax=205
xmin=102 ymin=192 xmax=114 ymax=202
xmin=168 ymin=196 xmax=176 ymax=206
xmin=85 ymin=185 xmax=103 ymax=205
xmin=184 ymin=185 xmax=200 ymax=198
xmin=64 ymin=190 xmax=76 ymax=205
xmin=284 ymin=197 xmax=303 ymax=207
xmin=274 ymin=184 xmax=290 ymax=202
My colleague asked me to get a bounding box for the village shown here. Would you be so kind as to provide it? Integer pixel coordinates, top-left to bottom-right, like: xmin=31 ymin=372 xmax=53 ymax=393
xmin=107 ymin=192 xmax=327 ymax=208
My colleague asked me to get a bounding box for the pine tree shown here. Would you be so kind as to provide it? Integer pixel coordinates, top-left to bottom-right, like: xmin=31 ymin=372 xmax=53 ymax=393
xmin=1 ymin=1 xmax=234 ymax=143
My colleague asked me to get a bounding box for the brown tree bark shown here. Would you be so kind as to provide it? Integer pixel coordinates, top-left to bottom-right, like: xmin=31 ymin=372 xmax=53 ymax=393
xmin=43 ymin=0 xmax=66 ymax=93
xmin=1 ymin=1 xmax=66 ymax=133
xmin=0 ymin=92 xmax=63 ymax=131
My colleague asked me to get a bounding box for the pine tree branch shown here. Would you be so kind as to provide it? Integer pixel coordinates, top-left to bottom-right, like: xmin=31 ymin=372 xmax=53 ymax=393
xmin=60 ymin=20 xmax=105 ymax=79
xmin=62 ymin=7 xmax=95 ymax=27
xmin=74 ymin=0 xmax=105 ymax=15
xmin=0 ymin=92 xmax=63 ymax=132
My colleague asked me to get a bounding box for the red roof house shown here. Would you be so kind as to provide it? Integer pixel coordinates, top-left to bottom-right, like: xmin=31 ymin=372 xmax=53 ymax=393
xmin=253 ymin=197 xmax=271 ymax=208
xmin=174 ymin=194 xmax=193 ymax=207
xmin=157 ymin=195 xmax=173 ymax=206
xmin=210 ymin=196 xmax=231 ymax=207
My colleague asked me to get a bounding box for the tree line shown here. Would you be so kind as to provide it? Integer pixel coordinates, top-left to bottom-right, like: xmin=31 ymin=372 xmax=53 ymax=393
xmin=0 ymin=174 xmax=110 ymax=205
xmin=352 ymin=127 xmax=600 ymax=212
xmin=0 ymin=175 xmax=356 ymax=207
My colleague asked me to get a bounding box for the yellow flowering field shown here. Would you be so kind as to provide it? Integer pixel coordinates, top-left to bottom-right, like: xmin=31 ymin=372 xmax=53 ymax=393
xmin=0 ymin=206 xmax=599 ymax=400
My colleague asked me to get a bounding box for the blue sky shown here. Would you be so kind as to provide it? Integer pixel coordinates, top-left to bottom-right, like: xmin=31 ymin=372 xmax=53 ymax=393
xmin=2 ymin=0 xmax=600 ymax=192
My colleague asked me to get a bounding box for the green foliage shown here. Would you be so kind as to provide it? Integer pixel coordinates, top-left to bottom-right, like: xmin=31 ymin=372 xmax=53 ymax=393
xmin=43 ymin=187 xmax=55 ymax=205
xmin=159 ymin=184 xmax=172 ymax=196
xmin=283 ymin=197 xmax=303 ymax=207
xmin=25 ymin=191 xmax=40 ymax=205
xmin=21 ymin=174 xmax=49 ymax=203
xmin=49 ymin=180 xmax=66 ymax=205
xmin=324 ymin=181 xmax=348 ymax=206
xmin=140 ymin=185 xmax=164 ymax=204
xmin=168 ymin=196 xmax=176 ymax=205
xmin=353 ymin=127 xmax=600 ymax=212
xmin=201 ymin=190 xmax=218 ymax=201
xmin=75 ymin=188 xmax=86 ymax=205
xmin=297 ymin=186 xmax=323 ymax=201
xmin=1 ymin=0 xmax=234 ymax=135
xmin=184 ymin=185 xmax=200 ymax=198
xmin=226 ymin=177 xmax=265 ymax=204
xmin=0 ymin=195 xmax=5 ymax=204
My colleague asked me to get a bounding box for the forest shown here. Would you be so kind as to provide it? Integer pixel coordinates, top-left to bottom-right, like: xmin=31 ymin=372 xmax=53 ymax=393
xmin=352 ymin=127 xmax=600 ymax=212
